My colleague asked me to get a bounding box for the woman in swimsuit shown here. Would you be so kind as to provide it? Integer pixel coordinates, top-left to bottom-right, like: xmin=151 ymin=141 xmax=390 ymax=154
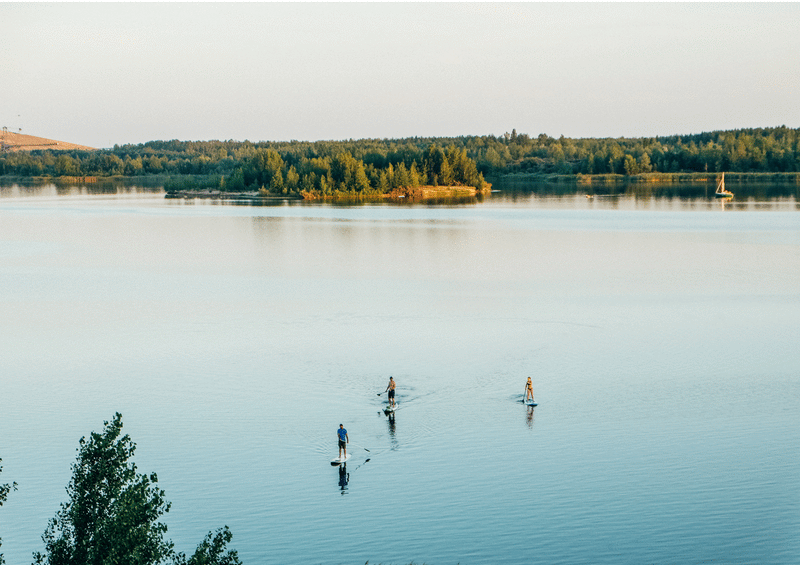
xmin=524 ymin=377 xmax=534 ymax=402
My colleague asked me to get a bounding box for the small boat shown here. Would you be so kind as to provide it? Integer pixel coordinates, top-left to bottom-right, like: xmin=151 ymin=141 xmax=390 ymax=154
xmin=715 ymin=172 xmax=733 ymax=198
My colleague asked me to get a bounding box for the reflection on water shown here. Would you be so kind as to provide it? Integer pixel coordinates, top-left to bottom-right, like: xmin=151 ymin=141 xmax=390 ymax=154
xmin=491 ymin=177 xmax=800 ymax=211
xmin=3 ymin=178 xmax=798 ymax=212
xmin=386 ymin=413 xmax=397 ymax=450
xmin=493 ymin=175 xmax=800 ymax=199
xmin=337 ymin=464 xmax=349 ymax=495
xmin=0 ymin=179 xmax=165 ymax=200
xmin=526 ymin=405 xmax=535 ymax=429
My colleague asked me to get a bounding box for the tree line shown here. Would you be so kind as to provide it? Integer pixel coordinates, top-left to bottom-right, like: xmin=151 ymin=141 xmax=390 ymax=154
xmin=1 ymin=126 xmax=799 ymax=194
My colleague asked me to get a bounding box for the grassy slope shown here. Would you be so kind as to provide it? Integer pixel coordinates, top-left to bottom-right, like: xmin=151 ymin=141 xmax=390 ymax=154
xmin=0 ymin=131 xmax=94 ymax=151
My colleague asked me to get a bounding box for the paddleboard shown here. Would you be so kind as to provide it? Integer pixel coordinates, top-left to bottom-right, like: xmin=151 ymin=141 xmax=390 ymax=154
xmin=384 ymin=403 xmax=397 ymax=413
xmin=525 ymin=400 xmax=538 ymax=407
xmin=331 ymin=453 xmax=351 ymax=465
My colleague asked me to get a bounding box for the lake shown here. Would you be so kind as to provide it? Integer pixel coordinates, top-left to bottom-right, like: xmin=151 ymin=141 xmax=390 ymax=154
xmin=1 ymin=181 xmax=799 ymax=564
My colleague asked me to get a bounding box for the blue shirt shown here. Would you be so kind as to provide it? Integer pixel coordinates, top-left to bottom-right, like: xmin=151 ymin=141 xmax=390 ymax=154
xmin=337 ymin=428 xmax=347 ymax=441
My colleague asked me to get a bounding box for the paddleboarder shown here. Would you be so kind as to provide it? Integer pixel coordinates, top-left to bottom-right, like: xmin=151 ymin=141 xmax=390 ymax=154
xmin=385 ymin=376 xmax=396 ymax=407
xmin=337 ymin=424 xmax=349 ymax=460
xmin=524 ymin=377 xmax=535 ymax=402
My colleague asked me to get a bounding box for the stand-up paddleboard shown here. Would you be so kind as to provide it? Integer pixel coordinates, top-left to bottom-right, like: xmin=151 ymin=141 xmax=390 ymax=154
xmin=384 ymin=403 xmax=397 ymax=414
xmin=525 ymin=400 xmax=538 ymax=407
xmin=331 ymin=453 xmax=351 ymax=465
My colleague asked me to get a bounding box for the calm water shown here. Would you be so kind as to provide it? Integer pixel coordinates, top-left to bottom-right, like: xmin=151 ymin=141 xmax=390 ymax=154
xmin=1 ymin=183 xmax=799 ymax=565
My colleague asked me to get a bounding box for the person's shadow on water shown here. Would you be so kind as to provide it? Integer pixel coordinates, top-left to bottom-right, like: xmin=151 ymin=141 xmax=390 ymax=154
xmin=338 ymin=463 xmax=349 ymax=494
xmin=386 ymin=413 xmax=399 ymax=451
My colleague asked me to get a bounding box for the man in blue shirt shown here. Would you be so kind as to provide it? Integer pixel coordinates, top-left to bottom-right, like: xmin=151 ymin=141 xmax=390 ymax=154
xmin=337 ymin=424 xmax=349 ymax=460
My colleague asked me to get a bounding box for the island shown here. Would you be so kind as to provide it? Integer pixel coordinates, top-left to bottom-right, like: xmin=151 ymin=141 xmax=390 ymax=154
xmin=162 ymin=143 xmax=490 ymax=201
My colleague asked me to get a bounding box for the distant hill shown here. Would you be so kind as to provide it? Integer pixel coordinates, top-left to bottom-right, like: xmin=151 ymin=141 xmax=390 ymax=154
xmin=0 ymin=131 xmax=94 ymax=152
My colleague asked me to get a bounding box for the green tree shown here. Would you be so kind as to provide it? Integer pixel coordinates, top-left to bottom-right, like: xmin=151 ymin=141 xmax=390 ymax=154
xmin=439 ymin=156 xmax=454 ymax=186
xmin=33 ymin=413 xmax=173 ymax=565
xmin=637 ymin=152 xmax=652 ymax=173
xmin=331 ymin=152 xmax=355 ymax=191
xmin=103 ymin=154 xmax=125 ymax=176
xmin=300 ymin=172 xmax=316 ymax=193
xmin=124 ymin=156 xmax=144 ymax=176
xmin=285 ymin=166 xmax=300 ymax=193
xmin=144 ymin=156 xmax=164 ymax=173
xmin=353 ymin=160 xmax=371 ymax=193
xmin=394 ymin=162 xmax=410 ymax=188
xmin=483 ymin=146 xmax=503 ymax=172
xmin=1 ymin=458 xmax=18 ymax=565
xmin=547 ymin=143 xmax=565 ymax=166
xmin=32 ymin=414 xmax=239 ymax=565
xmin=318 ymin=175 xmax=329 ymax=194
xmin=623 ymin=154 xmax=638 ymax=176
xmin=173 ymin=527 xmax=240 ymax=565
xmin=408 ymin=161 xmax=422 ymax=188
xmin=377 ymin=169 xmax=391 ymax=192
xmin=227 ymin=169 xmax=246 ymax=192
xmin=384 ymin=163 xmax=395 ymax=188
xmin=270 ymin=169 xmax=284 ymax=194
xmin=55 ymin=155 xmax=80 ymax=176
xmin=423 ymin=144 xmax=447 ymax=185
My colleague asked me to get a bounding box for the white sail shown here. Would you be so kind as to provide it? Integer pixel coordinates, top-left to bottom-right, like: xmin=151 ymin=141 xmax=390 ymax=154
xmin=715 ymin=172 xmax=733 ymax=197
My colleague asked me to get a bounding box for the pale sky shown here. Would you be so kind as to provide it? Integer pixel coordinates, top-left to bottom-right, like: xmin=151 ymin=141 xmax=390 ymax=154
xmin=2 ymin=2 xmax=799 ymax=149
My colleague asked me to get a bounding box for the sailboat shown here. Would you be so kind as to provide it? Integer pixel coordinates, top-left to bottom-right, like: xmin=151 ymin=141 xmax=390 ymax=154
xmin=715 ymin=172 xmax=734 ymax=198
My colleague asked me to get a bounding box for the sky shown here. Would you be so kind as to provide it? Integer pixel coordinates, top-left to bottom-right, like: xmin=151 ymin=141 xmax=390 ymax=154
xmin=2 ymin=2 xmax=799 ymax=149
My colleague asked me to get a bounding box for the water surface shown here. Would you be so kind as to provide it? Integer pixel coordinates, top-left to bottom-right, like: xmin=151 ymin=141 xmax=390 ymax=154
xmin=1 ymin=184 xmax=798 ymax=564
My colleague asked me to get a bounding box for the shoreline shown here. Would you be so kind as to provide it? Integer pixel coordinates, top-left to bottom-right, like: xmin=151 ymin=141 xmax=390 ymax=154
xmin=164 ymin=184 xmax=491 ymax=202
xmin=164 ymin=189 xmax=300 ymax=201
xmin=4 ymin=171 xmax=798 ymax=186
xmin=496 ymin=171 xmax=800 ymax=184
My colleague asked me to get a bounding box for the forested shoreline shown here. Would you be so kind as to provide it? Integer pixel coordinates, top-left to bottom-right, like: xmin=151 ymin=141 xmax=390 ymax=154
xmin=1 ymin=126 xmax=799 ymax=197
